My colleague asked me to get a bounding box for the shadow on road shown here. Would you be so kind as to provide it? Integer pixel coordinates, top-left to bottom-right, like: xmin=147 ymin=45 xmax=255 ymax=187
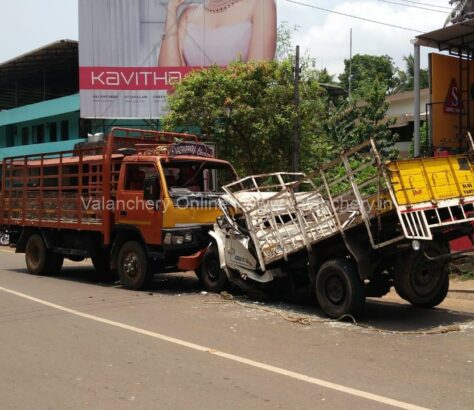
xmin=361 ymin=299 xmax=474 ymax=332
xmin=7 ymin=265 xmax=474 ymax=333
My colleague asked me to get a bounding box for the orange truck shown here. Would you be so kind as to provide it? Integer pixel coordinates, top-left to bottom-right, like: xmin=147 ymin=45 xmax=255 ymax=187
xmin=0 ymin=128 xmax=237 ymax=290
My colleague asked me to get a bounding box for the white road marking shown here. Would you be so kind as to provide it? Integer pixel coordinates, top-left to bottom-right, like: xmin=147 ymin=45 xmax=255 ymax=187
xmin=0 ymin=285 xmax=429 ymax=410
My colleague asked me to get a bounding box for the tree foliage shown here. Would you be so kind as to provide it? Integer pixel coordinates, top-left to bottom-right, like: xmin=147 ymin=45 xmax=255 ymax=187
xmin=275 ymin=21 xmax=299 ymax=61
xmin=393 ymin=54 xmax=429 ymax=94
xmin=323 ymin=78 xmax=397 ymax=156
xmin=339 ymin=54 xmax=398 ymax=97
xmin=163 ymin=60 xmax=331 ymax=175
xmin=163 ymin=58 xmax=397 ymax=176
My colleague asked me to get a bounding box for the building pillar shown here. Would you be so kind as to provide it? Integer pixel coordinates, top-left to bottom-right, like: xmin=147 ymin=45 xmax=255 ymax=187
xmin=413 ymin=40 xmax=421 ymax=157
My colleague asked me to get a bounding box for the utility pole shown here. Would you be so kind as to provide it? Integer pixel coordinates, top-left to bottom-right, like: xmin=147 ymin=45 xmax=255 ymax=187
xmin=349 ymin=28 xmax=353 ymax=99
xmin=293 ymin=45 xmax=300 ymax=175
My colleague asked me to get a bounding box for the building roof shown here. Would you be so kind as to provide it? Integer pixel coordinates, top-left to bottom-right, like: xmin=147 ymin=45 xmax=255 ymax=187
xmin=0 ymin=94 xmax=79 ymax=127
xmin=416 ymin=19 xmax=474 ymax=55
xmin=386 ymin=88 xmax=430 ymax=103
xmin=320 ymin=83 xmax=347 ymax=98
xmin=0 ymin=40 xmax=78 ymax=110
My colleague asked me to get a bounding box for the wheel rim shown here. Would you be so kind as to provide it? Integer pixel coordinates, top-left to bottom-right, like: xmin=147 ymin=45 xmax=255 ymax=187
xmin=206 ymin=259 xmax=221 ymax=283
xmin=123 ymin=252 xmax=139 ymax=279
xmin=411 ymin=263 xmax=441 ymax=297
xmin=325 ymin=274 xmax=346 ymax=305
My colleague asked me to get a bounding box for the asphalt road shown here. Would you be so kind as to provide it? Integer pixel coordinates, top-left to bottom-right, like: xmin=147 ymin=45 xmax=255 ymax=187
xmin=0 ymin=248 xmax=473 ymax=410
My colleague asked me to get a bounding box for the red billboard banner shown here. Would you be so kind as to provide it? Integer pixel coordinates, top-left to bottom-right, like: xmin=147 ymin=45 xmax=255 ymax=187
xmin=78 ymin=0 xmax=277 ymax=119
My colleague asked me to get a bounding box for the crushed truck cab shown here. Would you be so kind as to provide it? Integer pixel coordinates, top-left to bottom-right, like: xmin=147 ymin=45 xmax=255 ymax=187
xmin=0 ymin=128 xmax=237 ymax=289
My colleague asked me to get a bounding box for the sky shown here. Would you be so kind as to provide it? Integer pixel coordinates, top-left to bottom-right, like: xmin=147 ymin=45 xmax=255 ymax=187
xmin=0 ymin=0 xmax=451 ymax=75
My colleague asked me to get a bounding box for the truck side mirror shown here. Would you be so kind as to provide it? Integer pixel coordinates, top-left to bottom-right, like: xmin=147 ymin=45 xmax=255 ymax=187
xmin=144 ymin=176 xmax=161 ymax=202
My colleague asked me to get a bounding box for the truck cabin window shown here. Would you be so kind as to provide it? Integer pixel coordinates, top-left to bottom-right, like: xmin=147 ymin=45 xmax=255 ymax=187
xmin=163 ymin=161 xmax=235 ymax=196
xmin=124 ymin=164 xmax=157 ymax=191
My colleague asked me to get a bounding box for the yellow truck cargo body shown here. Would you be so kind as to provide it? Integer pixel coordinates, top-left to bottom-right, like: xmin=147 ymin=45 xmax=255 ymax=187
xmin=387 ymin=155 xmax=474 ymax=206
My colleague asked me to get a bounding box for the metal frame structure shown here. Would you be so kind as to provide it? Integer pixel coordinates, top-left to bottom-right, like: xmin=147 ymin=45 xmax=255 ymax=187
xmin=413 ymin=19 xmax=474 ymax=156
xmin=221 ymin=139 xmax=474 ymax=272
xmin=222 ymin=172 xmax=338 ymax=269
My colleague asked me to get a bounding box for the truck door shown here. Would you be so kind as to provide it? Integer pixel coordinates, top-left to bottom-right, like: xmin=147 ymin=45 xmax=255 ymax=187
xmin=116 ymin=163 xmax=163 ymax=245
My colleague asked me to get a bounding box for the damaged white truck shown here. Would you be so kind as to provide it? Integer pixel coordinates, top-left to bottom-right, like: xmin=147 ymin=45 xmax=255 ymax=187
xmin=199 ymin=139 xmax=474 ymax=318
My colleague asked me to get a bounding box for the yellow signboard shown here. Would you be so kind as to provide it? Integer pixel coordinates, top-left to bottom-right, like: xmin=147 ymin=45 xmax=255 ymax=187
xmin=430 ymin=53 xmax=474 ymax=148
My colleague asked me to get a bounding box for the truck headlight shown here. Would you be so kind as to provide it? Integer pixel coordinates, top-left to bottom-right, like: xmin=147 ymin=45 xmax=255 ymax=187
xmin=184 ymin=233 xmax=193 ymax=243
xmin=163 ymin=233 xmax=172 ymax=245
xmin=172 ymin=235 xmax=184 ymax=245
xmin=412 ymin=240 xmax=421 ymax=251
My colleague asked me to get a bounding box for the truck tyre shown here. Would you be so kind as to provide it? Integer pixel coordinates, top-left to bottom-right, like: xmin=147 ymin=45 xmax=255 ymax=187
xmin=315 ymin=259 xmax=366 ymax=319
xmin=25 ymin=234 xmax=62 ymax=276
xmin=394 ymin=242 xmax=449 ymax=308
xmin=200 ymin=245 xmax=228 ymax=293
xmin=194 ymin=266 xmax=202 ymax=280
xmin=117 ymin=241 xmax=153 ymax=290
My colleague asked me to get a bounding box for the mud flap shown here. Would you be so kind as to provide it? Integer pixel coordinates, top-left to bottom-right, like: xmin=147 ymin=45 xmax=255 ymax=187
xmin=343 ymin=230 xmax=381 ymax=279
xmin=178 ymin=249 xmax=206 ymax=271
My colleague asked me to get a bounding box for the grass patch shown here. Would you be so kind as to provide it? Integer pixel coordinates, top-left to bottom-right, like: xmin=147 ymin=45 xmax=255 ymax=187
xmin=450 ymin=261 xmax=474 ymax=281
xmin=457 ymin=272 xmax=474 ymax=281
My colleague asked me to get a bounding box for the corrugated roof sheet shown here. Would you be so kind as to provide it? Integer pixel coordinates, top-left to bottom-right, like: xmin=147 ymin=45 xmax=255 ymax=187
xmin=416 ymin=19 xmax=474 ymax=54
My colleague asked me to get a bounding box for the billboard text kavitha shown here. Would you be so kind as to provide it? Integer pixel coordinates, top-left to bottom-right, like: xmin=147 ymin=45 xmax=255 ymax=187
xmin=79 ymin=0 xmax=277 ymax=119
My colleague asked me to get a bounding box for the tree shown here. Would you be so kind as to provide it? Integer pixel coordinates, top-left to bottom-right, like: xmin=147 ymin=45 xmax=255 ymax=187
xmin=393 ymin=54 xmax=429 ymax=94
xmin=316 ymin=67 xmax=335 ymax=84
xmin=163 ymin=60 xmax=331 ymax=175
xmin=276 ymin=22 xmax=335 ymax=85
xmin=445 ymin=0 xmax=474 ymax=26
xmin=323 ymin=78 xmax=398 ymax=157
xmin=409 ymin=122 xmax=429 ymax=157
xmin=338 ymin=54 xmax=398 ymax=97
xmin=275 ymin=21 xmax=299 ymax=61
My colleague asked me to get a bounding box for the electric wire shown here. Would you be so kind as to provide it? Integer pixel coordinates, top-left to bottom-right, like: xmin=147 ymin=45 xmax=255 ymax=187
xmin=397 ymin=0 xmax=452 ymax=10
xmin=284 ymin=0 xmax=424 ymax=33
xmin=376 ymin=0 xmax=449 ymax=13
xmin=203 ymin=292 xmax=466 ymax=335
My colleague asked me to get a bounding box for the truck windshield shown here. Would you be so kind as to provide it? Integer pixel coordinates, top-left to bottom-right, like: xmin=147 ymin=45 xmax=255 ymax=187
xmin=162 ymin=160 xmax=236 ymax=196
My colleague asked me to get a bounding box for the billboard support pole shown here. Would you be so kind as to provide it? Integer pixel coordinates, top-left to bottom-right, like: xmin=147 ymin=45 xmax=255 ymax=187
xmin=413 ymin=40 xmax=421 ymax=157
xmin=293 ymin=45 xmax=300 ymax=174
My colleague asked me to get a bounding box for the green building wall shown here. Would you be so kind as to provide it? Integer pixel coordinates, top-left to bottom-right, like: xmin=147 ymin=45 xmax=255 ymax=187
xmin=0 ymin=94 xmax=161 ymax=160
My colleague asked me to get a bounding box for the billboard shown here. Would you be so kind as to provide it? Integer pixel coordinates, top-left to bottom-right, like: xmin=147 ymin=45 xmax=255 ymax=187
xmin=430 ymin=53 xmax=474 ymax=148
xmin=79 ymin=0 xmax=277 ymax=119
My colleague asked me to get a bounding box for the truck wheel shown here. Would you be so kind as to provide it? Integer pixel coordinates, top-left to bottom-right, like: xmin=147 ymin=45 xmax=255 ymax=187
xmin=25 ymin=234 xmax=59 ymax=276
xmin=200 ymin=245 xmax=228 ymax=293
xmin=394 ymin=243 xmax=449 ymax=308
xmin=0 ymin=233 xmax=9 ymax=246
xmin=315 ymin=259 xmax=366 ymax=319
xmin=117 ymin=241 xmax=153 ymax=290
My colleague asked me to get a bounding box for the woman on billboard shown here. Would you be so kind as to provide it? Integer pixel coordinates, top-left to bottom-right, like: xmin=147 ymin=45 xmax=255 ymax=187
xmin=158 ymin=0 xmax=277 ymax=66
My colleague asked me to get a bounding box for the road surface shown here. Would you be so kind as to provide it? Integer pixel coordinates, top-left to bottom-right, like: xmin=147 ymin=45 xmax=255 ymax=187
xmin=0 ymin=248 xmax=473 ymax=410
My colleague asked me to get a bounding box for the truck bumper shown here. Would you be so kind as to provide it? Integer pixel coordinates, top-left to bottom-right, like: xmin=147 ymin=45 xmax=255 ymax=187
xmin=177 ymin=248 xmax=207 ymax=271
